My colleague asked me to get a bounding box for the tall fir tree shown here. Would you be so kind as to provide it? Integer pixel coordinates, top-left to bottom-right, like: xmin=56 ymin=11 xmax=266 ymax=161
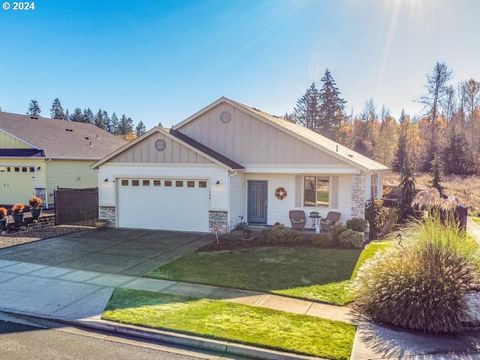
xmin=50 ymin=98 xmax=65 ymax=119
xmin=293 ymin=83 xmax=321 ymax=132
xmin=397 ymin=151 xmax=416 ymax=222
xmin=135 ymin=121 xmax=146 ymax=137
xmin=111 ymin=113 xmax=119 ymax=134
xmin=102 ymin=111 xmax=113 ymax=133
xmin=117 ymin=114 xmax=134 ymax=135
xmin=443 ymin=127 xmax=476 ymax=175
xmin=94 ymin=109 xmax=106 ymax=129
xmin=70 ymin=108 xmax=84 ymax=122
xmin=64 ymin=109 xmax=70 ymax=121
xmin=27 ymin=100 xmax=41 ymax=117
xmin=318 ymin=69 xmax=347 ymax=140
xmin=83 ymin=108 xmax=94 ymax=124
xmin=431 ymin=153 xmax=444 ymax=194
xmin=392 ymin=110 xmax=409 ymax=171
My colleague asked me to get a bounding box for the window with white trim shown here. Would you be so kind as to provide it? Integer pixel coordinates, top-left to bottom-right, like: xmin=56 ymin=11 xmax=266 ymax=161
xmin=304 ymin=176 xmax=329 ymax=207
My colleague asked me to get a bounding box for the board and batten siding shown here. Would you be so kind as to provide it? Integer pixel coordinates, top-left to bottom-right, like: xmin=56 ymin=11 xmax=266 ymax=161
xmin=177 ymin=102 xmax=347 ymax=166
xmin=109 ymin=132 xmax=213 ymax=164
xmin=0 ymin=131 xmax=32 ymax=149
xmin=46 ymin=160 xmax=98 ymax=204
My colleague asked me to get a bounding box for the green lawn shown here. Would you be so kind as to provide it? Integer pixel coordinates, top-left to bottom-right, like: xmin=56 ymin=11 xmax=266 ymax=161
xmin=102 ymin=288 xmax=355 ymax=360
xmin=147 ymin=243 xmax=392 ymax=305
xmin=472 ymin=217 xmax=480 ymax=225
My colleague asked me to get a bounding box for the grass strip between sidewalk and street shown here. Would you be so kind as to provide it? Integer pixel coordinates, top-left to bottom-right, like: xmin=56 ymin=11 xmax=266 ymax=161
xmin=102 ymin=288 xmax=355 ymax=360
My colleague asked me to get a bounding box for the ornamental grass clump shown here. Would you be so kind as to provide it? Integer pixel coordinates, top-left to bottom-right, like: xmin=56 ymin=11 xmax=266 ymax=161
xmin=355 ymin=217 xmax=478 ymax=333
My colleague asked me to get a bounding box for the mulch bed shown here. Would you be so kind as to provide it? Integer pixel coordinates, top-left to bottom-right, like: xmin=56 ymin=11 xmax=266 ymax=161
xmin=0 ymin=226 xmax=93 ymax=249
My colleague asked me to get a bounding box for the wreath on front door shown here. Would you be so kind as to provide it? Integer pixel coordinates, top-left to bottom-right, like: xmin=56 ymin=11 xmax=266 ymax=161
xmin=275 ymin=187 xmax=287 ymax=200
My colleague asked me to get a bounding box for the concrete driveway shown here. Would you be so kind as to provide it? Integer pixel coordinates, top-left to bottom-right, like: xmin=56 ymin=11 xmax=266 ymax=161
xmin=0 ymin=228 xmax=212 ymax=276
xmin=0 ymin=229 xmax=213 ymax=321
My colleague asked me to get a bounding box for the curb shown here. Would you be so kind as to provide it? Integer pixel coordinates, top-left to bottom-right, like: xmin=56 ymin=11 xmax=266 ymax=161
xmin=0 ymin=308 xmax=322 ymax=360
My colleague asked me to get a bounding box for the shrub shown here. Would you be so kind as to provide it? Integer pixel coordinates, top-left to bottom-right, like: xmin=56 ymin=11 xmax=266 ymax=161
xmin=312 ymin=233 xmax=335 ymax=248
xmin=365 ymin=199 xmax=389 ymax=239
xmin=11 ymin=203 xmax=25 ymax=214
xmin=355 ymin=240 xmax=475 ymax=333
xmin=258 ymin=224 xmax=302 ymax=244
xmin=28 ymin=196 xmax=43 ymax=208
xmin=330 ymin=224 xmax=348 ymax=245
xmin=218 ymin=230 xmax=247 ymax=243
xmin=346 ymin=218 xmax=368 ymax=232
xmin=339 ymin=229 xmax=364 ymax=249
xmin=0 ymin=207 xmax=7 ymax=219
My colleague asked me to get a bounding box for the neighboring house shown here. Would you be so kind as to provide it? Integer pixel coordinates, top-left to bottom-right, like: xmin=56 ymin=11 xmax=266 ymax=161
xmin=93 ymin=97 xmax=388 ymax=232
xmin=0 ymin=112 xmax=126 ymax=207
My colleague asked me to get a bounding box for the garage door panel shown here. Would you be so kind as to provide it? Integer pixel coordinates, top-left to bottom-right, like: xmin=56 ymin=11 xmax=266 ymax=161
xmin=117 ymin=179 xmax=209 ymax=232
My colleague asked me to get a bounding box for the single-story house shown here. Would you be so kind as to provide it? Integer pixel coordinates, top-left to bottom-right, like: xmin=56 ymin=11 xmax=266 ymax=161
xmin=93 ymin=97 xmax=388 ymax=232
xmin=0 ymin=112 xmax=126 ymax=207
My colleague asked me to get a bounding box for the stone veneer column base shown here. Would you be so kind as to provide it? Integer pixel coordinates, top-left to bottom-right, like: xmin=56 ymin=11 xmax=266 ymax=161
xmin=99 ymin=206 xmax=116 ymax=226
xmin=351 ymin=175 xmax=366 ymax=218
xmin=209 ymin=211 xmax=228 ymax=232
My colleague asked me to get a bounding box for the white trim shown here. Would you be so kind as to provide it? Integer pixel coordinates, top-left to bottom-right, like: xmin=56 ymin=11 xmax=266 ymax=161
xmin=101 ymin=162 xmax=221 ymax=168
xmin=0 ymin=128 xmax=39 ymax=149
xmin=244 ymin=166 xmax=360 ymax=174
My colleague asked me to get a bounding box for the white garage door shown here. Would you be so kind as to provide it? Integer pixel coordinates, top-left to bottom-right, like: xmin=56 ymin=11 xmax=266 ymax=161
xmin=117 ymin=178 xmax=209 ymax=232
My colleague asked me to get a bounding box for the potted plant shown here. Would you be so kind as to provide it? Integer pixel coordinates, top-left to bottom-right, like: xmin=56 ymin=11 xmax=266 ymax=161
xmin=0 ymin=207 xmax=7 ymax=231
xmin=29 ymin=196 xmax=43 ymax=220
xmin=11 ymin=203 xmax=25 ymax=226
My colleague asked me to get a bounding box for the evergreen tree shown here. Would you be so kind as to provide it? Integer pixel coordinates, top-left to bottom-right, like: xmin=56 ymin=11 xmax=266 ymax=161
xmin=318 ymin=69 xmax=347 ymax=140
xmin=157 ymin=121 xmax=163 ymax=128
xmin=102 ymin=111 xmax=113 ymax=133
xmin=397 ymin=152 xmax=416 ymax=222
xmin=94 ymin=109 xmax=105 ymax=129
xmin=27 ymin=100 xmax=41 ymax=117
xmin=117 ymin=114 xmax=134 ymax=135
xmin=443 ymin=128 xmax=476 ymax=175
xmin=283 ymin=112 xmax=295 ymax=123
xmin=64 ymin=109 xmax=70 ymax=121
xmin=392 ymin=110 xmax=409 ymax=171
xmin=111 ymin=113 xmax=119 ymax=134
xmin=50 ymin=98 xmax=65 ymax=119
xmin=135 ymin=121 xmax=146 ymax=137
xmin=83 ymin=108 xmax=94 ymax=124
xmin=431 ymin=153 xmax=444 ymax=194
xmin=70 ymin=108 xmax=84 ymax=122
xmin=293 ymin=83 xmax=321 ymax=132
xmin=353 ymin=138 xmax=370 ymax=156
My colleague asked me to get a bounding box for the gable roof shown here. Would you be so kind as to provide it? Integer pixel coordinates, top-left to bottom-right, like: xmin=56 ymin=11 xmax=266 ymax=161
xmin=0 ymin=112 xmax=126 ymax=160
xmin=92 ymin=127 xmax=244 ymax=170
xmin=174 ymin=97 xmax=388 ymax=172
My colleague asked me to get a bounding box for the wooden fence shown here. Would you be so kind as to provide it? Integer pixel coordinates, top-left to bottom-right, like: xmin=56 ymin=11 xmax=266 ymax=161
xmin=54 ymin=188 xmax=98 ymax=227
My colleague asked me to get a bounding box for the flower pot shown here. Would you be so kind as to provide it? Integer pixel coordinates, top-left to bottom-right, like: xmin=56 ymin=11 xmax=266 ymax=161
xmin=31 ymin=207 xmax=42 ymax=220
xmin=0 ymin=218 xmax=6 ymax=231
xmin=12 ymin=213 xmax=24 ymax=225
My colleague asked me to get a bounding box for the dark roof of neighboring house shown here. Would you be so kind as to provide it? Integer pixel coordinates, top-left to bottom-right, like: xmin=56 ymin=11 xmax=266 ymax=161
xmin=0 ymin=112 xmax=126 ymax=160
xmin=169 ymin=129 xmax=244 ymax=170
xmin=0 ymin=148 xmax=45 ymax=157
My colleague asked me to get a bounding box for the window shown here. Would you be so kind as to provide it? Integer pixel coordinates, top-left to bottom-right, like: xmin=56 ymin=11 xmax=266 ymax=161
xmin=121 ymin=180 xmax=129 ymax=186
xmin=29 ymin=167 xmax=35 ymax=172
xmin=22 ymin=167 xmax=27 ymax=172
xmin=164 ymin=180 xmax=172 ymax=187
xmin=199 ymin=181 xmax=207 ymax=188
xmin=132 ymin=180 xmax=140 ymax=186
xmin=176 ymin=180 xmax=183 ymax=187
xmin=7 ymin=167 xmax=11 ymax=172
xmin=153 ymin=180 xmax=161 ymax=187
xmin=304 ymin=176 xmax=329 ymax=207
xmin=143 ymin=180 xmax=150 ymax=186
xmin=0 ymin=167 xmax=5 ymax=172
xmin=14 ymin=167 xmax=20 ymax=172
xmin=187 ymin=181 xmax=195 ymax=188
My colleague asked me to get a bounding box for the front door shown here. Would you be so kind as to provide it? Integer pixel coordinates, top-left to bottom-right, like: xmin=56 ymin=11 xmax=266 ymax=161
xmin=247 ymin=180 xmax=268 ymax=224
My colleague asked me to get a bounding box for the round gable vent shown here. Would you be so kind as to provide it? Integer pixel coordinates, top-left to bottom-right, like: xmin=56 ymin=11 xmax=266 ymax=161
xmin=220 ymin=111 xmax=232 ymax=124
xmin=155 ymin=139 xmax=167 ymax=152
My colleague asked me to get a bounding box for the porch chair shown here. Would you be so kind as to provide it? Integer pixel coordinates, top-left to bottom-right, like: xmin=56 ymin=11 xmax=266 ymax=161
xmin=320 ymin=211 xmax=341 ymax=233
xmin=289 ymin=210 xmax=306 ymax=232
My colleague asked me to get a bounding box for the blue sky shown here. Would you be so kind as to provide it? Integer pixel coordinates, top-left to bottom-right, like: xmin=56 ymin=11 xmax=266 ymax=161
xmin=0 ymin=0 xmax=479 ymax=128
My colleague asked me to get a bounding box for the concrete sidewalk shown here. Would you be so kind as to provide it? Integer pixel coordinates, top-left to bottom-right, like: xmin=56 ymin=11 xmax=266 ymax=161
xmin=0 ymin=259 xmax=355 ymax=324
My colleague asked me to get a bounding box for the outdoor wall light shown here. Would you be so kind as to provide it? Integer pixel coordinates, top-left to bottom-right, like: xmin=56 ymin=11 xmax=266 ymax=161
xmin=104 ymin=178 xmax=109 ymax=182
xmin=216 ymin=180 xmax=220 ymax=185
